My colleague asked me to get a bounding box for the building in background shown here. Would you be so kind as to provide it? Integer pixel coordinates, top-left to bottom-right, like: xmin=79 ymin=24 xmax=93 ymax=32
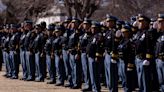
xmin=36 ymin=0 xmax=66 ymax=25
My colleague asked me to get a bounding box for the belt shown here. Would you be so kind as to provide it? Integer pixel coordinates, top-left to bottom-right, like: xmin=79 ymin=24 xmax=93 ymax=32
xmin=81 ymin=50 xmax=86 ymax=53
xmin=105 ymin=48 xmax=111 ymax=53
xmin=118 ymin=52 xmax=123 ymax=58
xmin=136 ymin=53 xmax=144 ymax=59
xmin=158 ymin=55 xmax=164 ymax=61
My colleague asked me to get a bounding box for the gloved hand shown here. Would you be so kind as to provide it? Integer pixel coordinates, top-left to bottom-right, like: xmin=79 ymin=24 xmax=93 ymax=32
xmin=143 ymin=60 xmax=150 ymax=66
xmin=111 ymin=59 xmax=117 ymax=63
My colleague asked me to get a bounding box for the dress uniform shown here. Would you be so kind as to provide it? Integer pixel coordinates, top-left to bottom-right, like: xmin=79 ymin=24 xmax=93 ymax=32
xmin=9 ymin=24 xmax=20 ymax=79
xmin=103 ymin=15 xmax=119 ymax=92
xmin=155 ymin=14 xmax=164 ymax=92
xmin=0 ymin=30 xmax=3 ymax=71
xmin=33 ymin=24 xmax=45 ymax=82
xmin=52 ymin=25 xmax=65 ymax=86
xmin=24 ymin=20 xmax=36 ymax=81
xmin=45 ymin=24 xmax=56 ymax=84
xmin=133 ymin=15 xmax=157 ymax=92
xmin=86 ymin=22 xmax=104 ymax=92
xmin=3 ymin=27 xmax=12 ymax=78
xmin=60 ymin=24 xmax=72 ymax=87
xmin=67 ymin=18 xmax=82 ymax=89
xmin=19 ymin=28 xmax=28 ymax=80
xmin=79 ymin=18 xmax=92 ymax=91
xmin=118 ymin=25 xmax=137 ymax=92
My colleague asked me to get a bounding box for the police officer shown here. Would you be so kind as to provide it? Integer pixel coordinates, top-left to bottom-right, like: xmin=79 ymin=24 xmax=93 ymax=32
xmin=86 ymin=21 xmax=104 ymax=92
xmin=45 ymin=24 xmax=56 ymax=84
xmin=118 ymin=25 xmax=137 ymax=92
xmin=133 ymin=15 xmax=156 ymax=92
xmin=79 ymin=18 xmax=92 ymax=91
xmin=24 ymin=20 xmax=36 ymax=81
xmin=52 ymin=25 xmax=65 ymax=86
xmin=33 ymin=24 xmax=45 ymax=82
xmin=103 ymin=15 xmax=119 ymax=92
xmin=155 ymin=14 xmax=164 ymax=92
xmin=9 ymin=24 xmax=20 ymax=79
xmin=67 ymin=17 xmax=82 ymax=89
xmin=3 ymin=24 xmax=12 ymax=78
xmin=60 ymin=17 xmax=73 ymax=87
xmin=19 ymin=24 xmax=28 ymax=80
xmin=0 ymin=28 xmax=4 ymax=71
xmin=1 ymin=24 xmax=11 ymax=78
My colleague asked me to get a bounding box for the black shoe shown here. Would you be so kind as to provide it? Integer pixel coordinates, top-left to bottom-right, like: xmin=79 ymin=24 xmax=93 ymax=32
xmin=47 ymin=80 xmax=55 ymax=84
xmin=26 ymin=78 xmax=34 ymax=81
xmin=46 ymin=77 xmax=50 ymax=80
xmin=35 ymin=79 xmax=44 ymax=82
xmin=64 ymin=84 xmax=72 ymax=88
xmin=6 ymin=75 xmax=12 ymax=78
xmin=3 ymin=74 xmax=7 ymax=77
xmin=20 ymin=78 xmax=27 ymax=80
xmin=55 ymin=83 xmax=64 ymax=86
xmin=10 ymin=76 xmax=18 ymax=79
xmin=81 ymin=88 xmax=92 ymax=92
xmin=71 ymin=86 xmax=81 ymax=89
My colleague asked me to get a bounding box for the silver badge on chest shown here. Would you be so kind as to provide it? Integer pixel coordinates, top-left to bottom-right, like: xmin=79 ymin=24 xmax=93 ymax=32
xmin=140 ymin=33 xmax=145 ymax=41
xmin=161 ymin=36 xmax=164 ymax=41
xmin=92 ymin=38 xmax=96 ymax=44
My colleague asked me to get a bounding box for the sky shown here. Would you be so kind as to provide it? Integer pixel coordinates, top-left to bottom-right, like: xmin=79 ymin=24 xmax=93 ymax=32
xmin=0 ymin=0 xmax=6 ymax=12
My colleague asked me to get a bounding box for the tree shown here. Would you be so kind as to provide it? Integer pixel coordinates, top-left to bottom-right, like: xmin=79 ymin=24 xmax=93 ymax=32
xmin=64 ymin=0 xmax=101 ymax=19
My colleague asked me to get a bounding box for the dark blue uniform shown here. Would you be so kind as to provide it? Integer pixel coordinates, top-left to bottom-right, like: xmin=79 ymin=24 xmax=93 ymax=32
xmin=79 ymin=32 xmax=91 ymax=90
xmin=20 ymin=31 xmax=28 ymax=80
xmin=33 ymin=32 xmax=46 ymax=81
xmin=61 ymin=29 xmax=72 ymax=86
xmin=24 ymin=30 xmax=36 ymax=81
xmin=67 ymin=29 xmax=81 ymax=88
xmin=52 ymin=35 xmax=65 ymax=85
xmin=155 ymin=31 xmax=164 ymax=91
xmin=103 ymin=28 xmax=119 ymax=92
xmin=0 ymin=31 xmax=3 ymax=71
xmin=86 ymin=32 xmax=104 ymax=92
xmin=3 ymin=34 xmax=12 ymax=77
xmin=117 ymin=37 xmax=137 ymax=92
xmin=45 ymin=36 xmax=55 ymax=83
xmin=133 ymin=29 xmax=158 ymax=92
xmin=9 ymin=32 xmax=20 ymax=79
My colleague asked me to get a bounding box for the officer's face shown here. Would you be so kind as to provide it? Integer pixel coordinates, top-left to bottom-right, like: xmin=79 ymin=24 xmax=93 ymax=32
xmin=11 ymin=28 xmax=17 ymax=33
xmin=55 ymin=31 xmax=61 ymax=37
xmin=35 ymin=27 xmax=41 ymax=33
xmin=158 ymin=20 xmax=164 ymax=31
xmin=138 ymin=20 xmax=149 ymax=30
xmin=47 ymin=31 xmax=52 ymax=36
xmin=106 ymin=21 xmax=115 ymax=28
xmin=63 ymin=22 xmax=68 ymax=28
xmin=71 ymin=22 xmax=78 ymax=29
xmin=24 ymin=23 xmax=32 ymax=30
xmin=122 ymin=31 xmax=129 ymax=38
xmin=91 ymin=27 xmax=97 ymax=34
xmin=83 ymin=23 xmax=90 ymax=30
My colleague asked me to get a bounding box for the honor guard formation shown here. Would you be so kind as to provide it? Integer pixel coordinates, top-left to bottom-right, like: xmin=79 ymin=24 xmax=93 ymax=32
xmin=0 ymin=14 xmax=164 ymax=92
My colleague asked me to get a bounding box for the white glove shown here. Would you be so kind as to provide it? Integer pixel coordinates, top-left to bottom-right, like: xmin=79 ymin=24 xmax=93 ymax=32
xmin=111 ymin=59 xmax=117 ymax=63
xmin=143 ymin=60 xmax=150 ymax=66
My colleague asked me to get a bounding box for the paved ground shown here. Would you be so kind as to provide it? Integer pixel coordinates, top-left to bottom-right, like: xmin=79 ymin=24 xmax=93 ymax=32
xmin=0 ymin=66 xmax=123 ymax=92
